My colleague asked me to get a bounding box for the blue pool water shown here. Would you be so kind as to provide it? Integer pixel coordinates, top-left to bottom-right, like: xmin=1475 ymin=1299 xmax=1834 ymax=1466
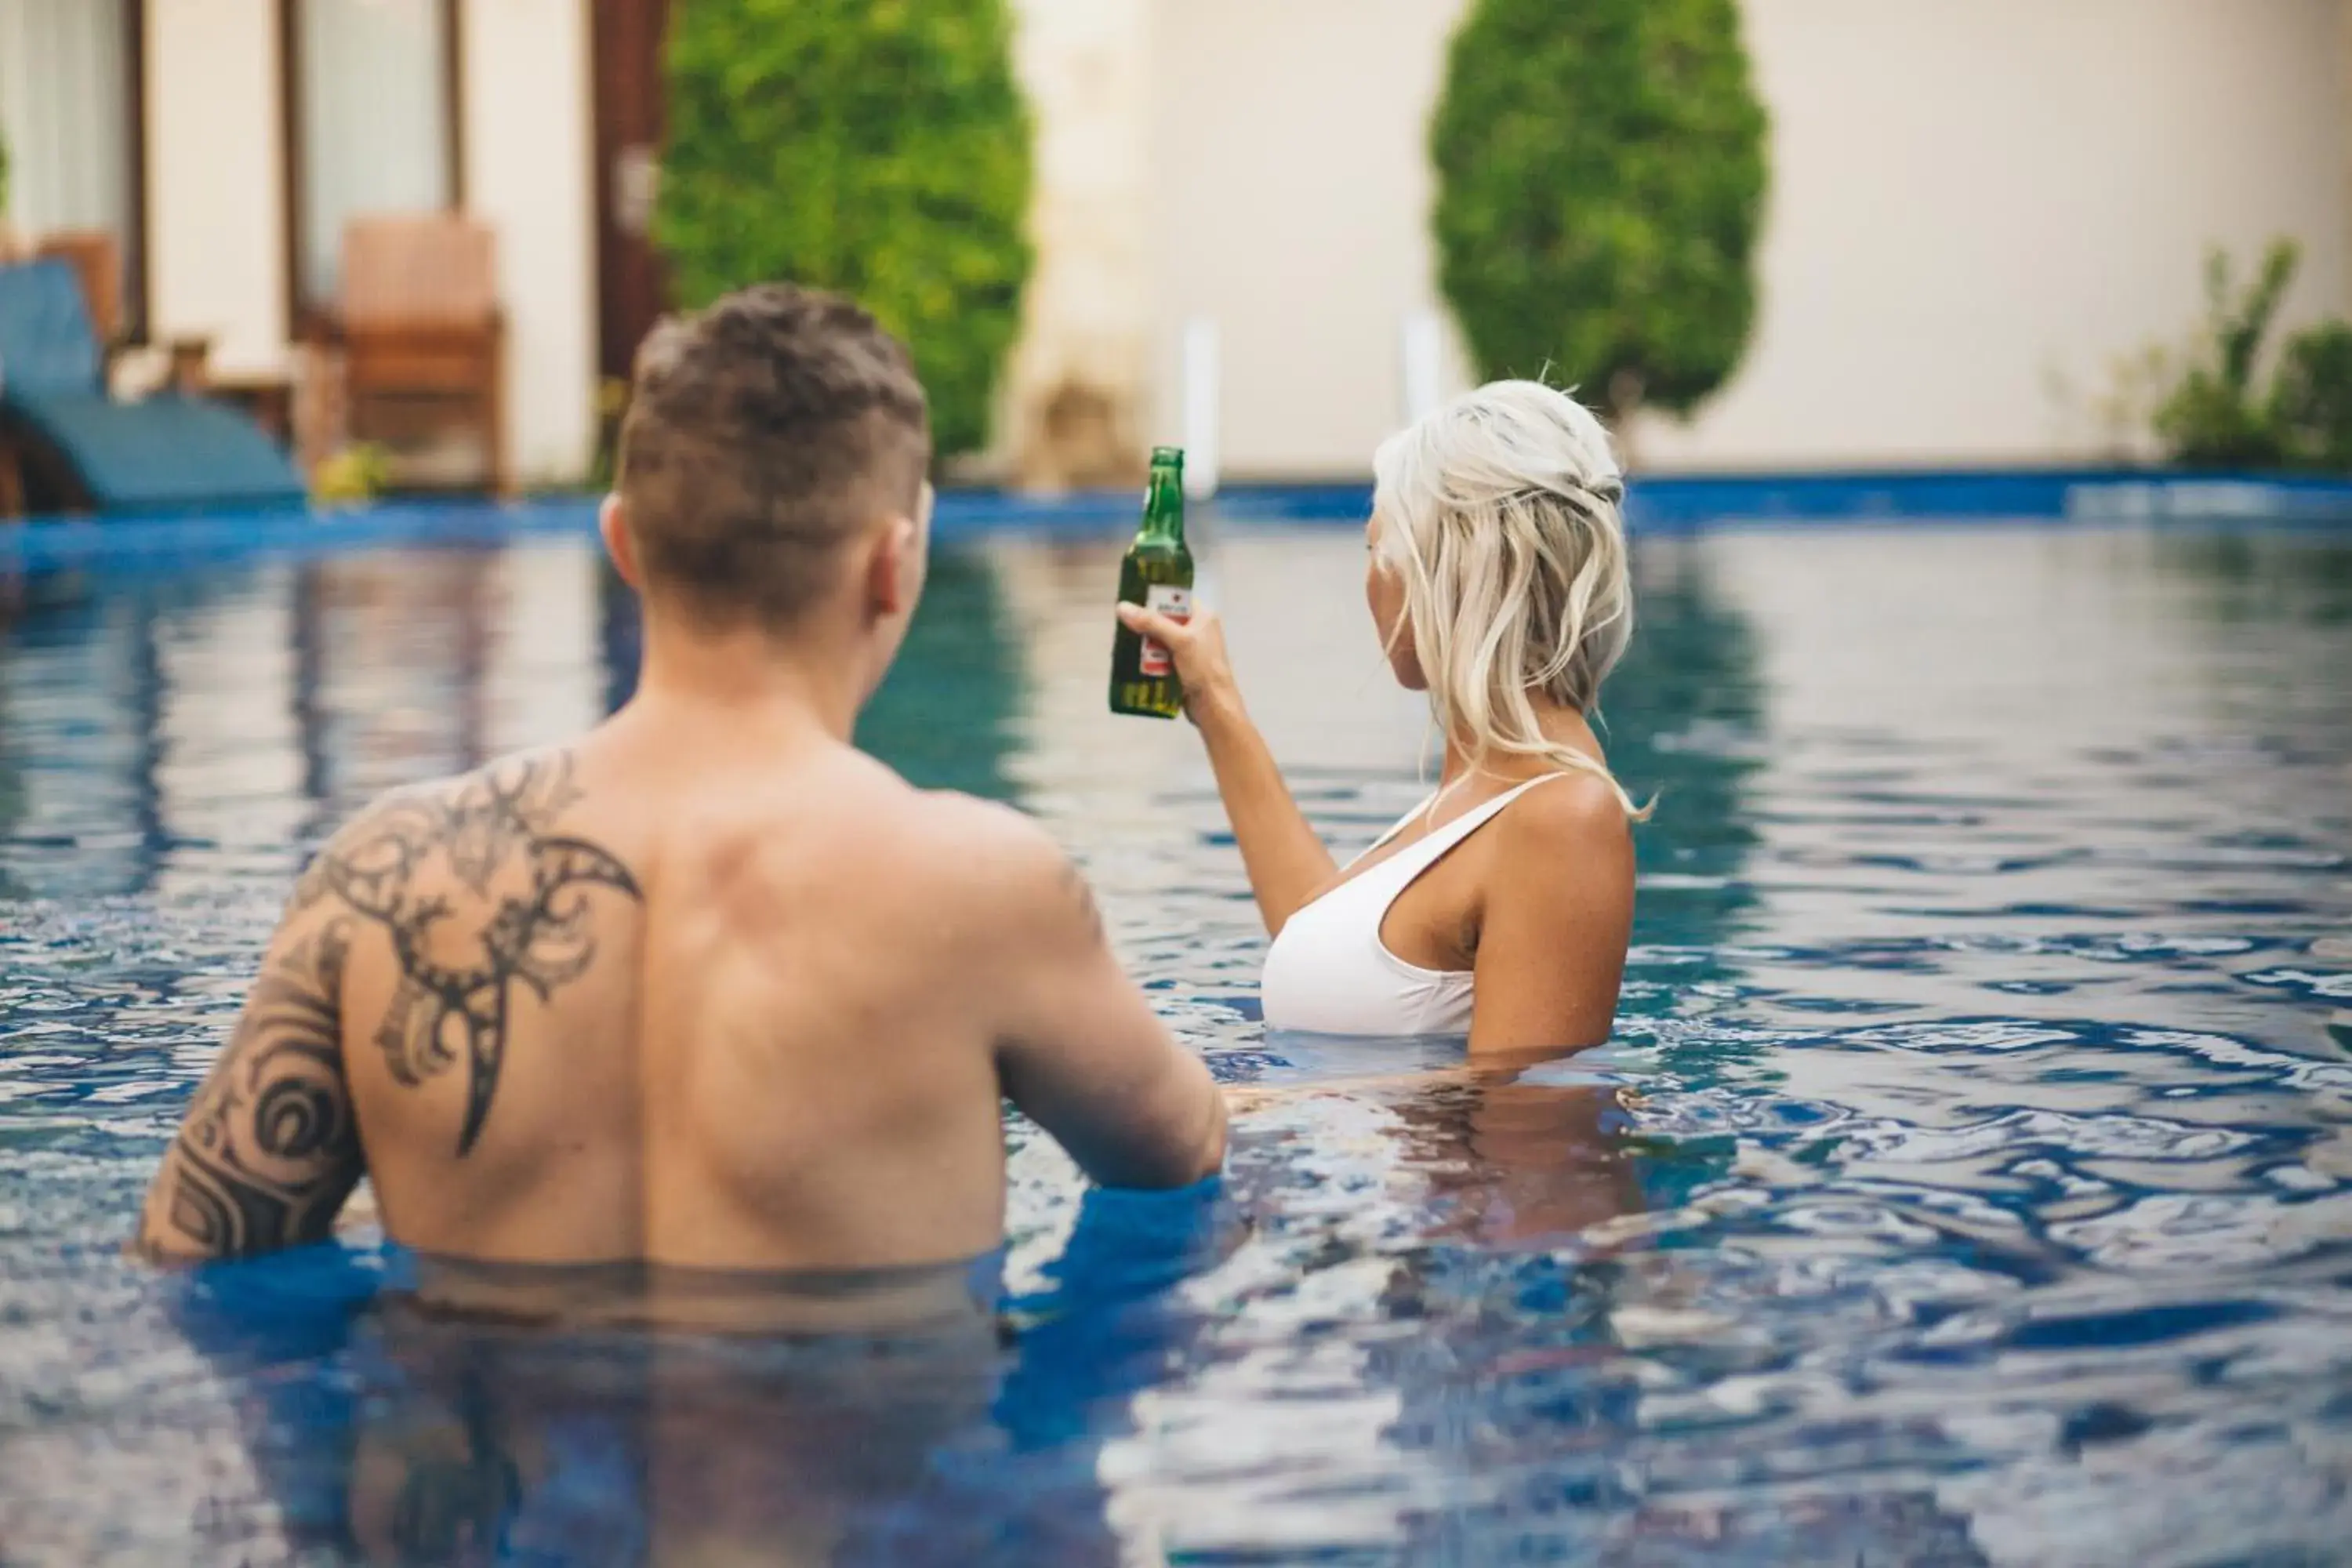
xmin=2 ymin=510 xmax=2350 ymax=1565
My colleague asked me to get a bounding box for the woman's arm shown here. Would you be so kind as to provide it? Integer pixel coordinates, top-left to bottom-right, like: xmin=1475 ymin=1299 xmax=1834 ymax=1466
xmin=1465 ymin=777 xmax=1635 ymax=1056
xmin=1117 ymin=603 xmax=1338 ymax=936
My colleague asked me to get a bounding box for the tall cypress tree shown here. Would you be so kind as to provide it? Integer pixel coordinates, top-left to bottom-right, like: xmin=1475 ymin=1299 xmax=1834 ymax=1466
xmin=1432 ymin=0 xmax=1769 ymax=427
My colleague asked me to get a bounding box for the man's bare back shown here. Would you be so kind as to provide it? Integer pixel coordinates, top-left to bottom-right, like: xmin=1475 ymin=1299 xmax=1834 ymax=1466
xmin=137 ymin=284 xmax=1225 ymax=1280
xmin=140 ymin=728 xmax=1218 ymax=1273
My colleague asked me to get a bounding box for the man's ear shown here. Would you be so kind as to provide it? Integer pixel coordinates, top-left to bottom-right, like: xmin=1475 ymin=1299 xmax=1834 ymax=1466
xmin=599 ymin=495 xmax=642 ymax=589
xmin=866 ymin=514 xmax=921 ymax=619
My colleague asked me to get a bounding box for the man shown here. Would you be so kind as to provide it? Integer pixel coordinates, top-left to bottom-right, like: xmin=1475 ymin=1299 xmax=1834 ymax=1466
xmin=138 ymin=284 xmax=1227 ymax=1286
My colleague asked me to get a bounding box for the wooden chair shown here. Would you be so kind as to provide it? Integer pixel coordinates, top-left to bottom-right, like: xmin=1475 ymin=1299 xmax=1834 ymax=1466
xmin=328 ymin=214 xmax=506 ymax=493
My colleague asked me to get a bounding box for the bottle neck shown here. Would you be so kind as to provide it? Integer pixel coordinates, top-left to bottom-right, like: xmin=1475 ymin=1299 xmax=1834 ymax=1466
xmin=1139 ymin=469 xmax=1185 ymax=545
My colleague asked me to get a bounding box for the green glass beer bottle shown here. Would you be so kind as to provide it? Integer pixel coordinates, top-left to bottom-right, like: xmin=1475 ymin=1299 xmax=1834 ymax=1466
xmin=1109 ymin=447 xmax=1194 ymax=719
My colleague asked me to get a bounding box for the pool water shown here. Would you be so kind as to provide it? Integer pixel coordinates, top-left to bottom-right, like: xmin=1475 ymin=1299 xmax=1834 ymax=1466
xmin=2 ymin=514 xmax=2350 ymax=1566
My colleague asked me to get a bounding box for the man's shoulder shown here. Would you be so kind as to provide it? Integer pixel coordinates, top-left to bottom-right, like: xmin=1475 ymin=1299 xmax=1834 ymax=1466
xmin=897 ymin=789 xmax=1070 ymax=887
xmin=292 ymin=746 xmax=625 ymax=909
xmin=317 ymin=747 xmax=590 ymax=837
xmin=690 ymin=782 xmax=1085 ymax=981
xmin=871 ymin=789 xmax=1090 ymax=936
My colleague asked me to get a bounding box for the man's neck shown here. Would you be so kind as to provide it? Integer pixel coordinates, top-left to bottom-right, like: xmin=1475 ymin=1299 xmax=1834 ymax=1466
xmin=626 ymin=616 xmax=869 ymax=750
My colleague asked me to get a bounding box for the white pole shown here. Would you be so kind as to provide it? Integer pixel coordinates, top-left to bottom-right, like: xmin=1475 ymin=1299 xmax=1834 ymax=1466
xmin=1181 ymin=315 xmax=1220 ymax=500
xmin=1400 ymin=308 xmax=1444 ymax=429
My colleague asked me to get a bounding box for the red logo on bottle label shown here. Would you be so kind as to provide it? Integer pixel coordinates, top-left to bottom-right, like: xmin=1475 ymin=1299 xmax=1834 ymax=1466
xmin=1139 ymin=584 xmax=1191 ymax=677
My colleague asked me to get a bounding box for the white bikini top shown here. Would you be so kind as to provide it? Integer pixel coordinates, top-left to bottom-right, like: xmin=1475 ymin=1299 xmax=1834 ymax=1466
xmin=1261 ymin=775 xmax=1568 ymax=1038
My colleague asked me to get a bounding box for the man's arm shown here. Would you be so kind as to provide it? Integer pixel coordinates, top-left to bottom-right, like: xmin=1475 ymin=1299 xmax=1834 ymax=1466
xmin=976 ymin=808 xmax=1227 ymax=1189
xmin=136 ymin=884 xmax=365 ymax=1261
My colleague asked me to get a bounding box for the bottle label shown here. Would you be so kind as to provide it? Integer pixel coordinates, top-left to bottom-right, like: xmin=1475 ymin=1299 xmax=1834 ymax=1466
xmin=1138 ymin=584 xmax=1192 ymax=677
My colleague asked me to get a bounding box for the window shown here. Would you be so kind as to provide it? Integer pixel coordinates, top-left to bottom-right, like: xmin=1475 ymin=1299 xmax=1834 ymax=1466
xmin=0 ymin=0 xmax=143 ymax=333
xmin=285 ymin=0 xmax=461 ymax=319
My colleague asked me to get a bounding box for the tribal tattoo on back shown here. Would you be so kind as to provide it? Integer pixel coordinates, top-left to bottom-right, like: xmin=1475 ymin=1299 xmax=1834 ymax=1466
xmin=155 ymin=751 xmax=643 ymax=1256
xmin=299 ymin=751 xmax=644 ymax=1155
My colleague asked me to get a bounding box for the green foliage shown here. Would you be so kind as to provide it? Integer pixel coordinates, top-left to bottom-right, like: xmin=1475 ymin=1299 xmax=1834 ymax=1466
xmin=2151 ymin=241 xmax=2299 ymax=467
xmin=1430 ymin=0 xmax=1769 ymax=424
xmin=0 ymin=119 xmax=11 ymax=220
xmin=656 ymin=0 xmax=1035 ymax=459
xmin=2270 ymin=319 xmax=2352 ymax=471
xmin=2151 ymin=239 xmax=2352 ymax=473
xmin=587 ymin=376 xmax=630 ymax=492
xmin=311 ymin=444 xmax=393 ymax=507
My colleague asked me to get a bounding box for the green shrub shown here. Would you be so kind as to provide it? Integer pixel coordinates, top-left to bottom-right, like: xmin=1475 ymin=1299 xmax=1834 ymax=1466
xmin=2270 ymin=319 xmax=2352 ymax=472
xmin=2149 ymin=239 xmax=2352 ymax=474
xmin=2151 ymin=241 xmax=2299 ymax=469
xmin=1430 ymin=0 xmax=1769 ymax=426
xmin=656 ymin=0 xmax=1035 ymax=459
xmin=311 ymin=443 xmax=393 ymax=507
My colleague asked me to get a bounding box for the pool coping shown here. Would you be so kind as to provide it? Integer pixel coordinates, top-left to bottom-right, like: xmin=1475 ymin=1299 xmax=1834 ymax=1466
xmin=2 ymin=467 xmax=2348 ymax=578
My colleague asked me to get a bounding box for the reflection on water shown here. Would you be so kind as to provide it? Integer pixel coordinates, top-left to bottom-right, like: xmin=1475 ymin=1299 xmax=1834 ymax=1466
xmin=207 ymin=1282 xmax=1014 ymax=1566
xmin=1 ymin=519 xmax=2349 ymax=1563
xmin=162 ymin=1185 xmax=1233 ymax=1566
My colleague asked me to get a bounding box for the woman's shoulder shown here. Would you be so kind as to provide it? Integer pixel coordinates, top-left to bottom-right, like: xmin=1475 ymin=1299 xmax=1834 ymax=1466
xmin=1490 ymin=770 xmax=1634 ymax=861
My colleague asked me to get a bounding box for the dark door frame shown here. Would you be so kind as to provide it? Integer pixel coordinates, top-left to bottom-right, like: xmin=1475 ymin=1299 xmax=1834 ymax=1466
xmin=122 ymin=0 xmax=149 ymax=341
xmin=590 ymin=0 xmax=670 ymax=383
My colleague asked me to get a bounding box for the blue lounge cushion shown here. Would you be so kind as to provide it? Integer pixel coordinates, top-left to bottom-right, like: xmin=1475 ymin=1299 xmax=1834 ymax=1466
xmin=0 ymin=258 xmax=304 ymax=512
xmin=9 ymin=390 xmax=307 ymax=512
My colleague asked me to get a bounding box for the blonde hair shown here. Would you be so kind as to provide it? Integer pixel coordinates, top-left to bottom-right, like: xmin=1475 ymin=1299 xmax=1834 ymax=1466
xmin=1371 ymin=379 xmax=1646 ymax=818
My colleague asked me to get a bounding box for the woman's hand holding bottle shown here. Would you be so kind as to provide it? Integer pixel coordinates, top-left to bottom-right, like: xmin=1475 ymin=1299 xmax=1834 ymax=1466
xmin=1116 ymin=601 xmax=1240 ymax=724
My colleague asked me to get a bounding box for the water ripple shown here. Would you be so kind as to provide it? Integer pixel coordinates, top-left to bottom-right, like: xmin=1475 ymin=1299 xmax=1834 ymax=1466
xmin=0 ymin=526 xmax=2348 ymax=1563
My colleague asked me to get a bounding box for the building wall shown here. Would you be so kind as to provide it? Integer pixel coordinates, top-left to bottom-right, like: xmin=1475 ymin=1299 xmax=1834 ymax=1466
xmin=143 ymin=0 xmax=288 ymax=379
xmin=49 ymin=0 xmax=2352 ymax=484
xmin=129 ymin=0 xmax=599 ymax=477
xmin=1641 ymin=0 xmax=2352 ymax=469
xmin=1144 ymin=0 xmax=1474 ymax=481
xmin=1138 ymin=0 xmax=2351 ymax=477
xmin=459 ymin=0 xmax=598 ymax=485
xmin=1001 ymin=0 xmax=1155 ymax=490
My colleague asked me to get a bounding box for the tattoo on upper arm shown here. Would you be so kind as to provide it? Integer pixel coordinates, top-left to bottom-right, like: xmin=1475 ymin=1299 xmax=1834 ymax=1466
xmin=162 ymin=923 xmax=361 ymax=1254
xmin=304 ymin=752 xmax=644 ymax=1156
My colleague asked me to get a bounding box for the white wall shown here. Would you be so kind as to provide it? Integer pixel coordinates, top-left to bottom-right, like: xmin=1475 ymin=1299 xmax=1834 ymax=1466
xmin=460 ymin=0 xmax=597 ymax=486
xmin=1003 ymin=0 xmax=1156 ymax=489
xmin=1641 ymin=0 xmax=2352 ymax=469
xmin=1145 ymin=0 xmax=1475 ymax=481
xmin=143 ymin=0 xmax=287 ymax=378
xmin=1141 ymin=0 xmax=2352 ymax=476
xmin=134 ymin=0 xmax=596 ymax=480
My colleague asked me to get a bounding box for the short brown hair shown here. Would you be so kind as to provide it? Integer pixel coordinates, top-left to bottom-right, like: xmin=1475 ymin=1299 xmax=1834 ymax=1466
xmin=618 ymin=284 xmax=930 ymax=628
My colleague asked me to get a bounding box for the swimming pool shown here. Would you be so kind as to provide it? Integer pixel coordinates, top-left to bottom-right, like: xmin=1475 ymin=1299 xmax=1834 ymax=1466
xmin=2 ymin=507 xmax=2348 ymax=1564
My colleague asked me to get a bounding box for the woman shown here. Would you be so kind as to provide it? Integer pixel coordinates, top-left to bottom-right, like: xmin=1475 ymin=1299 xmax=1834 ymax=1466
xmin=1118 ymin=380 xmax=1642 ymax=1053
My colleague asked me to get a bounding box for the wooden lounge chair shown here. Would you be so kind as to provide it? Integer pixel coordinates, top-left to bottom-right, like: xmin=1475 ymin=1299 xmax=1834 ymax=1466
xmin=326 ymin=214 xmax=506 ymax=494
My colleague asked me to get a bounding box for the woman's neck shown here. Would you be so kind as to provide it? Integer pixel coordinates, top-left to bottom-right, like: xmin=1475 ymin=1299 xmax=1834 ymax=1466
xmin=1436 ymin=693 xmax=1599 ymax=787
